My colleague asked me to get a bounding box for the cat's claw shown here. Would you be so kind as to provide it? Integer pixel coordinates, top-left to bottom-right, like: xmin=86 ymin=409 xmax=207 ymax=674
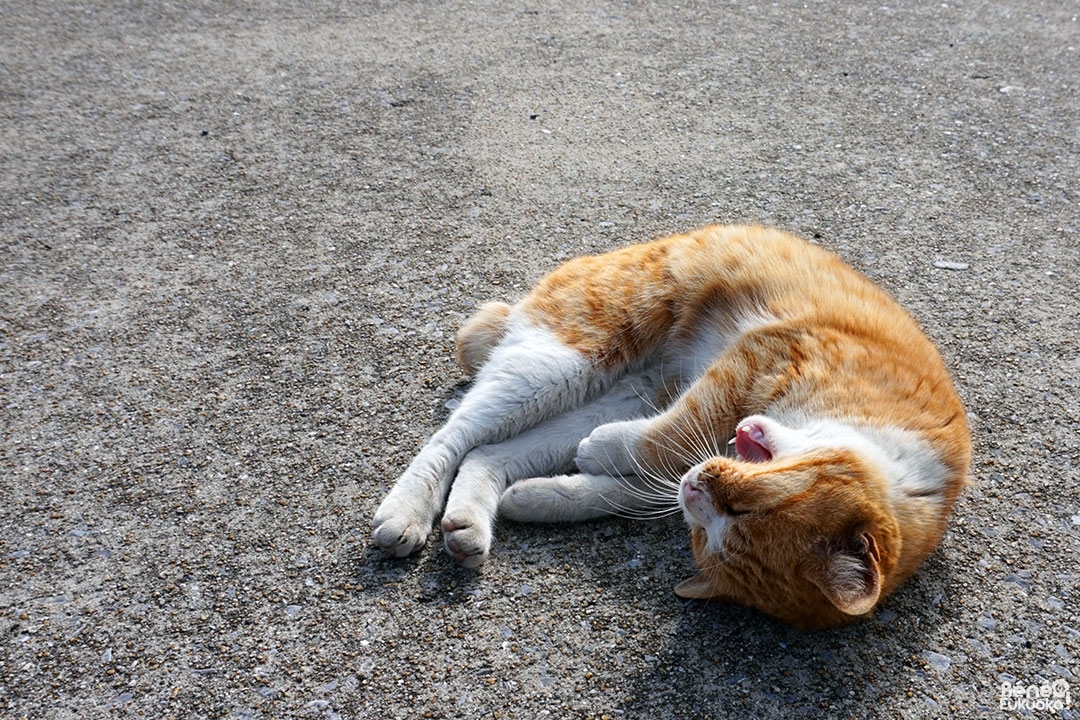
xmin=441 ymin=515 xmax=491 ymax=568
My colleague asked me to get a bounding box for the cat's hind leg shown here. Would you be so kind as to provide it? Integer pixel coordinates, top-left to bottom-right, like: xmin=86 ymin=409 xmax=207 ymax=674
xmin=438 ymin=371 xmax=658 ymax=566
xmin=438 ymin=423 xmax=581 ymax=567
xmin=372 ymin=316 xmax=610 ymax=558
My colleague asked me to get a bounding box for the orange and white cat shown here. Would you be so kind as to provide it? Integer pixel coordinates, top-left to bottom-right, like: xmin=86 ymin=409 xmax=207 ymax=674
xmin=372 ymin=225 xmax=971 ymax=628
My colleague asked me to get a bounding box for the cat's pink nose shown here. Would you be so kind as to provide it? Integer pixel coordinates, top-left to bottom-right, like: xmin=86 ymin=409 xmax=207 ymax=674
xmin=681 ymin=477 xmax=705 ymax=504
xmin=680 ymin=476 xmax=716 ymax=527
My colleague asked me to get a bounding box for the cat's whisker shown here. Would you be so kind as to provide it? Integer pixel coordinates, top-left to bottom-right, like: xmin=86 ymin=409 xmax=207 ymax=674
xmin=608 ymin=499 xmax=682 ymax=515
xmin=595 ymin=482 xmax=679 ymax=510
xmin=671 ymin=415 xmax=723 ymax=469
xmin=688 ymin=415 xmax=724 ymax=466
xmin=664 ymin=419 xmax=702 ymax=462
xmin=603 ymin=457 xmax=681 ymax=510
xmin=705 ymin=419 xmax=726 ymax=461
xmin=611 ymin=480 xmax=679 ymax=508
xmin=617 ymin=430 xmax=678 ymax=481
xmin=617 ymin=435 xmax=677 ymax=486
xmin=645 ymin=428 xmax=699 ymax=473
xmin=594 ymin=500 xmax=683 ymax=521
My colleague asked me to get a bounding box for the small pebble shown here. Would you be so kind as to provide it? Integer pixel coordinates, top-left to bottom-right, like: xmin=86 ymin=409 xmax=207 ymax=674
xmin=923 ymin=650 xmax=952 ymax=672
xmin=933 ymin=260 xmax=969 ymax=270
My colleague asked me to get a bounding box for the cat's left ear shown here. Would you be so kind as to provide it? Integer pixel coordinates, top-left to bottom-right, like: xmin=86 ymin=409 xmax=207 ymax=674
xmin=805 ymin=531 xmax=883 ymax=617
xmin=674 ymin=573 xmax=717 ymax=600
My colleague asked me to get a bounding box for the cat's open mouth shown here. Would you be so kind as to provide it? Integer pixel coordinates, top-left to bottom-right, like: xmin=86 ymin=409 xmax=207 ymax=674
xmin=734 ymin=421 xmax=773 ymax=462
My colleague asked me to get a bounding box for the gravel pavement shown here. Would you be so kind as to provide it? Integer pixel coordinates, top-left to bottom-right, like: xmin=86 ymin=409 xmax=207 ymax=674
xmin=2 ymin=1 xmax=1078 ymax=718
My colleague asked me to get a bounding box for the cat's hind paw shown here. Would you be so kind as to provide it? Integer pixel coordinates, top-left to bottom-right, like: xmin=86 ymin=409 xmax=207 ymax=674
xmin=440 ymin=514 xmax=492 ymax=569
xmin=371 ymin=496 xmax=435 ymax=558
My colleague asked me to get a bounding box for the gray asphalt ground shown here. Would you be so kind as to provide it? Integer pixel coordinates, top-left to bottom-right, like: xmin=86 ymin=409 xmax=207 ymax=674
xmin=2 ymin=1 xmax=1078 ymax=718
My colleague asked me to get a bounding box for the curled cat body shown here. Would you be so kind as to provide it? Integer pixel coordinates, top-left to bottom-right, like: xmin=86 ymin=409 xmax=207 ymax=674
xmin=372 ymin=225 xmax=971 ymax=629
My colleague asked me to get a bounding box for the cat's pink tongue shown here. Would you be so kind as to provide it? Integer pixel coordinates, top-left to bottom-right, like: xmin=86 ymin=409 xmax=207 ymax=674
xmin=735 ymin=422 xmax=772 ymax=462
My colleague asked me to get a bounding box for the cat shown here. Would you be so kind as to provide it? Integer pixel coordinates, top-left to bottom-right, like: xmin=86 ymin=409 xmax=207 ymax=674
xmin=371 ymin=224 xmax=971 ymax=628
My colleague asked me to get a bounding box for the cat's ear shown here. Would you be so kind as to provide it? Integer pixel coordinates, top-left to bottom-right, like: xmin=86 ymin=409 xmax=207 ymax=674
xmin=806 ymin=531 xmax=883 ymax=617
xmin=674 ymin=573 xmax=717 ymax=600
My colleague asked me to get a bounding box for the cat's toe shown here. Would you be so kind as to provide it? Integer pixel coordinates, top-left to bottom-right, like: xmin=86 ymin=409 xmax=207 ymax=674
xmin=371 ymin=515 xmax=431 ymax=557
xmin=574 ymin=435 xmax=607 ymax=475
xmin=576 ymin=421 xmax=643 ymax=476
xmin=499 ymin=480 xmax=558 ymax=522
xmin=576 ymin=431 xmax=630 ymax=476
xmin=440 ymin=515 xmax=491 ymax=569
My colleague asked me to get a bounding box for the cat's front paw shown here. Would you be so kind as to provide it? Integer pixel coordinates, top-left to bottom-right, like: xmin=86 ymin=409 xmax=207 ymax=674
xmin=575 ymin=434 xmax=613 ymax=475
xmin=576 ymin=421 xmax=642 ymax=476
xmin=440 ymin=513 xmax=492 ymax=569
xmin=499 ymin=476 xmax=611 ymax=523
xmin=371 ymin=492 xmax=436 ymax=558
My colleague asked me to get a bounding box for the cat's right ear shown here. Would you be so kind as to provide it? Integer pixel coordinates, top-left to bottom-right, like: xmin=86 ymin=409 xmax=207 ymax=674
xmin=674 ymin=573 xmax=718 ymax=600
xmin=805 ymin=531 xmax=884 ymax=617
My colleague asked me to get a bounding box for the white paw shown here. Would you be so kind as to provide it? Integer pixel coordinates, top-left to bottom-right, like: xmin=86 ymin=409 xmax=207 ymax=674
xmin=440 ymin=513 xmax=492 ymax=568
xmin=499 ymin=476 xmax=608 ymax=523
xmin=371 ymin=490 xmax=436 ymax=558
xmin=498 ymin=480 xmax=544 ymax=522
xmin=576 ymin=422 xmax=639 ymax=476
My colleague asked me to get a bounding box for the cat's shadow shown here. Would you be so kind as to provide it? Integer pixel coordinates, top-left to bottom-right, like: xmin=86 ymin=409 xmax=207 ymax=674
xmin=612 ymin=545 xmax=957 ymax=718
xmin=352 ymin=537 xmax=486 ymax=609
xmin=353 ymin=507 xmax=955 ymax=718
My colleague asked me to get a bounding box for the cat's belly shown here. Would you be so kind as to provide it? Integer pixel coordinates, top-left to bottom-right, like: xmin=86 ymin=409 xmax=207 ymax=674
xmin=664 ymin=306 xmax=780 ymax=382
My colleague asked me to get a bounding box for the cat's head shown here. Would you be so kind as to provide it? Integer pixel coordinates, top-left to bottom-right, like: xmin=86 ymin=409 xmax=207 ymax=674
xmin=675 ymin=415 xmax=912 ymax=629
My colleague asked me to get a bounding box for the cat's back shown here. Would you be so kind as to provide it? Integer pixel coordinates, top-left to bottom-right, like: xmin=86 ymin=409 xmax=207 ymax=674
xmin=697 ymin=230 xmax=965 ymax=417
xmin=527 ymin=224 xmax=905 ymax=320
xmin=521 ymin=225 xmax=934 ymax=368
xmin=668 ymin=225 xmax=908 ymax=327
xmin=520 ymin=225 xmax=846 ymax=358
xmin=697 ymin=227 xmax=971 ymax=497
